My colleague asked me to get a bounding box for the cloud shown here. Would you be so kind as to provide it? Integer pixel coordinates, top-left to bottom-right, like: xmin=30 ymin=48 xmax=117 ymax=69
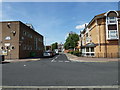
xmin=75 ymin=23 xmax=88 ymax=30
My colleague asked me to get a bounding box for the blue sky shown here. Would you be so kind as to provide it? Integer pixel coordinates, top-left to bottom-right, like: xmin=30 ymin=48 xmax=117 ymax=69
xmin=1 ymin=2 xmax=118 ymax=45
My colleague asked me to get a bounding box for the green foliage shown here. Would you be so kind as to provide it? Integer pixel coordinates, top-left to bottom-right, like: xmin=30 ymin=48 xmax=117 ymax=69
xmin=64 ymin=33 xmax=79 ymax=50
xmin=51 ymin=42 xmax=58 ymax=51
xmin=68 ymin=51 xmax=74 ymax=54
xmin=68 ymin=50 xmax=82 ymax=57
xmin=73 ymin=50 xmax=79 ymax=56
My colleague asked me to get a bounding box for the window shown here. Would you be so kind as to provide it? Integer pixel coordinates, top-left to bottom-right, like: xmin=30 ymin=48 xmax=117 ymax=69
xmin=30 ymin=34 xmax=32 ymax=38
xmin=39 ymin=38 xmax=41 ymax=42
xmin=5 ymin=46 xmax=9 ymax=50
xmin=107 ymin=17 xmax=116 ymax=24
xmin=5 ymin=36 xmax=11 ymax=40
xmin=21 ymin=36 xmax=24 ymax=40
xmin=23 ymin=31 xmax=27 ymax=36
xmin=86 ymin=33 xmax=88 ymax=37
xmin=86 ymin=37 xmax=90 ymax=43
xmin=91 ymin=47 xmax=94 ymax=52
xmin=108 ymin=30 xmax=118 ymax=39
xmin=0 ymin=46 xmax=4 ymax=50
xmin=23 ymin=45 xmax=26 ymax=50
xmin=108 ymin=25 xmax=117 ymax=30
xmin=10 ymin=46 xmax=15 ymax=50
xmin=86 ymin=47 xmax=89 ymax=52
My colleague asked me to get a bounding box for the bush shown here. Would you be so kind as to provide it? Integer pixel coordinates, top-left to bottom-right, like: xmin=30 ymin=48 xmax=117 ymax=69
xmin=68 ymin=50 xmax=82 ymax=57
xmin=69 ymin=51 xmax=74 ymax=54
xmin=73 ymin=51 xmax=78 ymax=55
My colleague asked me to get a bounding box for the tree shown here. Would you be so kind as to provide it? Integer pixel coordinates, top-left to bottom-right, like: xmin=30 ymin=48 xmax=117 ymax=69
xmin=51 ymin=42 xmax=58 ymax=51
xmin=64 ymin=33 xmax=79 ymax=50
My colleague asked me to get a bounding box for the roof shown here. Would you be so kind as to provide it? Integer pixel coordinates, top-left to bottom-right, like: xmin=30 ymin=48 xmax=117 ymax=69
xmin=81 ymin=11 xmax=120 ymax=34
xmin=0 ymin=21 xmax=43 ymax=37
xmin=82 ymin=43 xmax=96 ymax=48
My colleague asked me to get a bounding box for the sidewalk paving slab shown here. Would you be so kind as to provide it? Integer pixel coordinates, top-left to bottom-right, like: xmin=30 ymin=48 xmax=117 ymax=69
xmin=2 ymin=58 xmax=41 ymax=63
xmin=65 ymin=53 xmax=119 ymax=62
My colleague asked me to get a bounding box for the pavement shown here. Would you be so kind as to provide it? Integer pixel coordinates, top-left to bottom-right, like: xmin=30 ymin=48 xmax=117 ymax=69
xmin=65 ymin=53 xmax=119 ymax=62
xmin=2 ymin=58 xmax=41 ymax=63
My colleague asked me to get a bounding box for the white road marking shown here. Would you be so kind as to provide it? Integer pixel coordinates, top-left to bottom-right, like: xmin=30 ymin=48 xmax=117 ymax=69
xmin=55 ymin=57 xmax=58 ymax=59
xmin=51 ymin=55 xmax=70 ymax=63
xmin=51 ymin=59 xmax=55 ymax=62
xmin=24 ymin=65 xmax=26 ymax=66
xmin=51 ymin=55 xmax=60 ymax=62
xmin=59 ymin=61 xmax=63 ymax=62
xmin=65 ymin=61 xmax=70 ymax=62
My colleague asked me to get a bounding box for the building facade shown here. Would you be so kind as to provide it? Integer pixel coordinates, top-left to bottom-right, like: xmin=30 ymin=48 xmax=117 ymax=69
xmin=79 ymin=10 xmax=120 ymax=58
xmin=58 ymin=43 xmax=64 ymax=52
xmin=0 ymin=21 xmax=44 ymax=59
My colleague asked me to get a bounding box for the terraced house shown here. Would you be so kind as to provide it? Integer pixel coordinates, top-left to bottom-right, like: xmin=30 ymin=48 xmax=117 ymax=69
xmin=0 ymin=21 xmax=44 ymax=59
xmin=79 ymin=10 xmax=120 ymax=58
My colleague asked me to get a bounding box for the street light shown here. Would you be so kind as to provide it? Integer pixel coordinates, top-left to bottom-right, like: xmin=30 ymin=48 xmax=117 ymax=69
xmin=44 ymin=37 xmax=46 ymax=51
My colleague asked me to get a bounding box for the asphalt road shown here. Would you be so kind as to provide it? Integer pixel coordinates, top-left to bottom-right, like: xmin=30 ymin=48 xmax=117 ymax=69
xmin=2 ymin=54 xmax=118 ymax=86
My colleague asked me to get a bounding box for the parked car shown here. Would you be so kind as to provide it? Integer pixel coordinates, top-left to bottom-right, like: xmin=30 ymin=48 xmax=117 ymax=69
xmin=43 ymin=51 xmax=55 ymax=57
xmin=54 ymin=49 xmax=59 ymax=55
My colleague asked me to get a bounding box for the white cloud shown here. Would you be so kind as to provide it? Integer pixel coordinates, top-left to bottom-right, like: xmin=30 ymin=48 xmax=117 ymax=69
xmin=75 ymin=23 xmax=88 ymax=30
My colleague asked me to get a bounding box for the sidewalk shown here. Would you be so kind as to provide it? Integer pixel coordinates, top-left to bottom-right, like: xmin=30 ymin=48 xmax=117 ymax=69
xmin=2 ymin=58 xmax=41 ymax=63
xmin=65 ymin=53 xmax=119 ymax=62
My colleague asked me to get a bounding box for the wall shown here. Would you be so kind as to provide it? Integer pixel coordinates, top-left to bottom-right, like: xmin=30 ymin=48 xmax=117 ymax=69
xmin=19 ymin=22 xmax=44 ymax=59
xmin=0 ymin=21 xmax=20 ymax=59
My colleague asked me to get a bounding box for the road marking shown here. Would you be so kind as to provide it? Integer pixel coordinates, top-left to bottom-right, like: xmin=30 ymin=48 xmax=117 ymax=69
xmin=55 ymin=57 xmax=58 ymax=59
xmin=51 ymin=55 xmax=60 ymax=62
xmin=59 ymin=61 xmax=63 ymax=62
xmin=65 ymin=61 xmax=70 ymax=62
xmin=51 ymin=60 xmax=56 ymax=62
xmin=51 ymin=59 xmax=55 ymax=62
xmin=24 ymin=65 xmax=26 ymax=66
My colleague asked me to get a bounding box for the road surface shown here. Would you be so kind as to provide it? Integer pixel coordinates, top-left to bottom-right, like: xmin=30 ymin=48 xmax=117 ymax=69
xmin=2 ymin=54 xmax=118 ymax=86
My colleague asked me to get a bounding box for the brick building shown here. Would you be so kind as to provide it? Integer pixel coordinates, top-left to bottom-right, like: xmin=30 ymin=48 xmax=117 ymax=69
xmin=79 ymin=10 xmax=120 ymax=58
xmin=0 ymin=21 xmax=44 ymax=59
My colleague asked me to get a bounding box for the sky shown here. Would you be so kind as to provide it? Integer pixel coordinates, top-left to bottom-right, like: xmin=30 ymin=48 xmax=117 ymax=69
xmin=1 ymin=2 xmax=118 ymax=45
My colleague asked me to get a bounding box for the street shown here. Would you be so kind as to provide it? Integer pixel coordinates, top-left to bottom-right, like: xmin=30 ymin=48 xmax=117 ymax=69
xmin=2 ymin=54 xmax=118 ymax=86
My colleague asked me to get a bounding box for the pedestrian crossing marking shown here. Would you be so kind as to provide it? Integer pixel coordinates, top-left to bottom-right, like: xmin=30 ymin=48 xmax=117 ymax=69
xmin=51 ymin=60 xmax=70 ymax=63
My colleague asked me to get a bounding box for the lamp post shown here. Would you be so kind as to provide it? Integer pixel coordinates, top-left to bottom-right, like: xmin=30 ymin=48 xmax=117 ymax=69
xmin=44 ymin=37 xmax=46 ymax=51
